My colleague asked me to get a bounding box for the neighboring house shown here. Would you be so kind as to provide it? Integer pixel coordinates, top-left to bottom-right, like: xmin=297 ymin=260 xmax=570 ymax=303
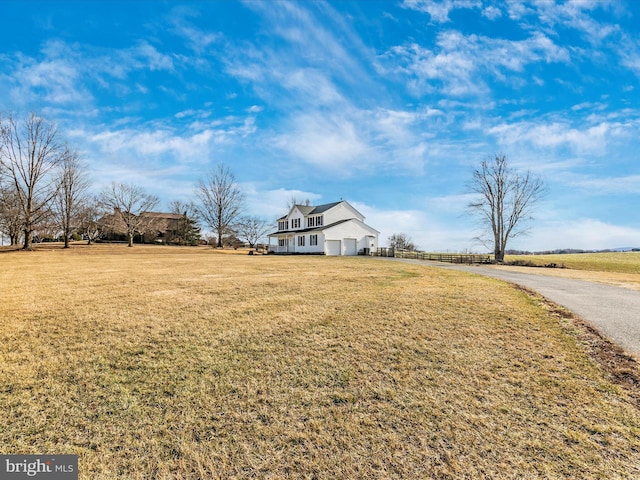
xmin=268 ymin=200 xmax=379 ymax=255
xmin=140 ymin=212 xmax=190 ymax=244
xmin=100 ymin=209 xmax=192 ymax=244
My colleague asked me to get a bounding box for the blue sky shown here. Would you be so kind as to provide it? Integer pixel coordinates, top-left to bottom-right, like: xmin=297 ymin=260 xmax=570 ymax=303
xmin=1 ymin=0 xmax=639 ymax=251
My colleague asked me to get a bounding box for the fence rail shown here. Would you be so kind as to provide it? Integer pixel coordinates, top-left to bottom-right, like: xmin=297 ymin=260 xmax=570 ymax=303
xmin=373 ymin=248 xmax=492 ymax=265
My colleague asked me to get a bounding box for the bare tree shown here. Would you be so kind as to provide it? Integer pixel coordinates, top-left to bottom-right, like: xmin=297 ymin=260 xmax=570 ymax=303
xmin=0 ymin=184 xmax=23 ymax=245
xmin=467 ymin=154 xmax=545 ymax=263
xmin=388 ymin=232 xmax=416 ymax=251
xmin=99 ymin=182 xmax=159 ymax=247
xmin=195 ymin=164 xmax=245 ymax=248
xmin=236 ymin=216 xmax=271 ymax=249
xmin=53 ymin=147 xmax=90 ymax=248
xmin=0 ymin=113 xmax=64 ymax=249
xmin=77 ymin=198 xmax=105 ymax=245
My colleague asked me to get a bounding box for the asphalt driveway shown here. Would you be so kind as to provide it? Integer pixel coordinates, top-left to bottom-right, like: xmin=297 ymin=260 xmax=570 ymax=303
xmin=380 ymin=258 xmax=640 ymax=358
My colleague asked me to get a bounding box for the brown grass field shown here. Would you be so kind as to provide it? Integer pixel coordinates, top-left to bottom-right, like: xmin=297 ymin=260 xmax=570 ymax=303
xmin=2 ymin=244 xmax=640 ymax=478
xmin=505 ymin=252 xmax=640 ymax=274
xmin=502 ymin=252 xmax=640 ymax=291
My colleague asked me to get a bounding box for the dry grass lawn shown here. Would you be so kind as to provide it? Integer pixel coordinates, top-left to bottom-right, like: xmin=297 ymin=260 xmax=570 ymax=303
xmin=1 ymin=245 xmax=640 ymax=478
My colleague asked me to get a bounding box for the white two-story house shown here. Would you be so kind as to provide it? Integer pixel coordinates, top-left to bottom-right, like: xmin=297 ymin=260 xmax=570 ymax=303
xmin=268 ymin=200 xmax=379 ymax=255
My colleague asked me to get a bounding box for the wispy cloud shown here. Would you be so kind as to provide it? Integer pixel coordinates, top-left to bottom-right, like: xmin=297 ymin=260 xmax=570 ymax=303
xmin=522 ymin=218 xmax=640 ymax=251
xmin=85 ymin=115 xmax=257 ymax=165
xmin=567 ymin=174 xmax=640 ymax=195
xmin=507 ymin=0 xmax=623 ymax=43
xmin=243 ymin=186 xmax=323 ymax=220
xmin=2 ymin=40 xmax=91 ymax=106
xmin=618 ymin=33 xmax=640 ymax=77
xmin=402 ymin=0 xmax=481 ymax=23
xmin=352 ymin=201 xmax=476 ymax=252
xmin=272 ymin=105 xmax=437 ymax=176
xmin=274 ymin=112 xmax=371 ymax=174
xmin=381 ymin=30 xmax=569 ymax=97
xmin=226 ymin=1 xmax=376 ymax=108
xmin=482 ymin=5 xmax=502 ymax=20
xmin=168 ymin=6 xmax=222 ymax=54
xmin=1 ymin=37 xmax=176 ymax=112
xmin=487 ymin=119 xmax=621 ymax=155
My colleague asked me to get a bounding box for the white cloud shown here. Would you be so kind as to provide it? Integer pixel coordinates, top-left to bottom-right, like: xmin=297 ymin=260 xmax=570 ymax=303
xmin=274 ymin=112 xmax=371 ymax=174
xmin=238 ymin=0 xmax=373 ymax=94
xmin=487 ymin=120 xmax=619 ymax=155
xmin=1 ymin=37 xmax=178 ymax=112
xmin=402 ymin=0 xmax=481 ymax=23
xmin=428 ymin=193 xmax=476 ymax=213
xmin=273 ymin=105 xmax=434 ymax=175
xmin=89 ymin=128 xmax=211 ymax=161
xmin=61 ymin=110 xmax=263 ymax=209
xmin=351 ymin=201 xmax=478 ymax=252
xmin=10 ymin=56 xmax=90 ymax=105
xmin=168 ymin=7 xmax=221 ymax=54
xmin=281 ymin=68 xmax=344 ymax=106
xmin=129 ymin=42 xmax=175 ymax=72
xmin=507 ymin=0 xmax=622 ymax=43
xmin=87 ymin=115 xmax=257 ymax=165
xmin=243 ymin=186 xmax=323 ymax=220
xmin=618 ymin=34 xmax=640 ymax=77
xmin=4 ymin=40 xmax=91 ymax=106
xmin=383 ymin=30 xmax=569 ymax=97
xmin=482 ymin=6 xmax=502 ymax=20
xmin=568 ymin=174 xmax=640 ymax=195
xmin=517 ymin=218 xmax=640 ymax=251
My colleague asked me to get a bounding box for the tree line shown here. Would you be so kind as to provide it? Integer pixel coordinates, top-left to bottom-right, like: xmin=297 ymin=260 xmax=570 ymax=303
xmin=2 ymin=113 xmax=545 ymax=258
xmin=0 ymin=112 xmax=271 ymax=250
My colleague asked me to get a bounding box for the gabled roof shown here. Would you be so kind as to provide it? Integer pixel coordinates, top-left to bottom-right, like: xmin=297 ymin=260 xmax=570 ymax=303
xmin=295 ymin=205 xmax=315 ymax=215
xmin=308 ymin=201 xmax=341 ymax=214
xmin=278 ymin=201 xmax=342 ymax=220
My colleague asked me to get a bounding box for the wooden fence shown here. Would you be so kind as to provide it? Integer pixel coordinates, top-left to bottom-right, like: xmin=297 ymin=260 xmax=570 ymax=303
xmin=373 ymin=248 xmax=492 ymax=265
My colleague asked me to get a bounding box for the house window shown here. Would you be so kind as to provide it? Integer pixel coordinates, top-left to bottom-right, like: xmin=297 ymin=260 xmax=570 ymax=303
xmin=307 ymin=216 xmax=323 ymax=227
xmin=298 ymin=236 xmax=305 ymax=246
xmin=292 ymin=218 xmax=300 ymax=229
xmin=310 ymin=234 xmax=318 ymax=246
xmin=279 ymin=220 xmax=289 ymax=231
xmin=278 ymin=238 xmax=287 ymax=247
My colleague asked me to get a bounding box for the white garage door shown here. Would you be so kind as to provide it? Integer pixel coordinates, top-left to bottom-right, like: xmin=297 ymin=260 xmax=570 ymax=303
xmin=343 ymin=238 xmax=357 ymax=256
xmin=326 ymin=240 xmax=341 ymax=256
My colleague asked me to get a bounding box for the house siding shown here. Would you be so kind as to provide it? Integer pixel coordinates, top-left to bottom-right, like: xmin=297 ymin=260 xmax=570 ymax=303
xmin=269 ymin=200 xmax=378 ymax=255
xmin=323 ymin=202 xmax=364 ymax=226
xmin=289 ymin=208 xmax=305 ymax=231
xmin=322 ymin=219 xmax=378 ymax=255
xmin=292 ymin=232 xmax=325 ymax=254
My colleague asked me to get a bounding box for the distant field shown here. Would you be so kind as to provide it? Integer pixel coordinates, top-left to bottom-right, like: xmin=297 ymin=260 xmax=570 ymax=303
xmin=1 ymin=245 xmax=640 ymax=478
xmin=505 ymin=251 xmax=640 ymax=274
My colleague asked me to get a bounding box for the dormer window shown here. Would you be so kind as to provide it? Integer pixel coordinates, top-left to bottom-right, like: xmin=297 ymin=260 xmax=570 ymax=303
xmin=307 ymin=215 xmax=323 ymax=227
xmin=278 ymin=220 xmax=289 ymax=231
xmin=292 ymin=218 xmax=301 ymax=229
